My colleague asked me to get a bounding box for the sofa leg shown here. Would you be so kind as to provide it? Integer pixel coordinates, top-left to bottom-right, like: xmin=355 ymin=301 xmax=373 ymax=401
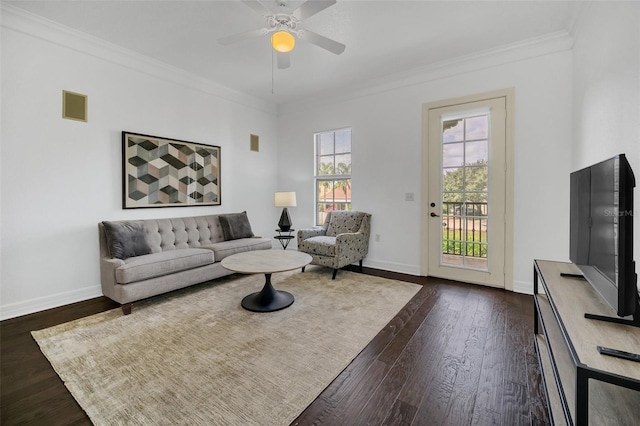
xmin=332 ymin=269 xmax=338 ymax=280
xmin=302 ymin=266 xmax=306 ymax=273
xmin=121 ymin=303 xmax=132 ymax=315
xmin=359 ymin=259 xmax=363 ymax=272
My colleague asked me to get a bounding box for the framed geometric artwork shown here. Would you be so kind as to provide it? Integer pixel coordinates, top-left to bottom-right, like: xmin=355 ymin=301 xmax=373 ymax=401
xmin=122 ymin=132 xmax=221 ymax=209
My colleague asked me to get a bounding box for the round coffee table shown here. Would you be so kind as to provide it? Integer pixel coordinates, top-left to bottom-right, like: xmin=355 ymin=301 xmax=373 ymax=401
xmin=221 ymin=250 xmax=312 ymax=312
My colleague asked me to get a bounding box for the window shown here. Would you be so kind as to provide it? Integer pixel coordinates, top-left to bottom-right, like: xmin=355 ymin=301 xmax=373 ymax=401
xmin=315 ymin=128 xmax=352 ymax=225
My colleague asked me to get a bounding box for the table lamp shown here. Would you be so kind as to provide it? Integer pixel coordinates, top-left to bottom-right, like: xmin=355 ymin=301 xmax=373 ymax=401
xmin=274 ymin=191 xmax=296 ymax=231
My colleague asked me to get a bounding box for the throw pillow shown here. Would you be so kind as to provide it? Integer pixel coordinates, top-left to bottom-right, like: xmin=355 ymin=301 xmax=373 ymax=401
xmin=219 ymin=212 xmax=255 ymax=241
xmin=102 ymin=221 xmax=152 ymax=260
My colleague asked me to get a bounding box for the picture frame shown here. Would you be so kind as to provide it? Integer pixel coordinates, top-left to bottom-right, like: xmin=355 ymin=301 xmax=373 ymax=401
xmin=122 ymin=132 xmax=221 ymax=209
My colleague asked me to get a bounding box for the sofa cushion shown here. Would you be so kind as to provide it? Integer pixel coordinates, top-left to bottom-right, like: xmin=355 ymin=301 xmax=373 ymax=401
xmin=298 ymin=236 xmax=336 ymax=257
xmin=115 ymin=248 xmax=214 ymax=284
xmin=205 ymin=237 xmax=272 ymax=262
xmin=326 ymin=211 xmax=363 ymax=237
xmin=219 ymin=212 xmax=255 ymax=241
xmin=102 ymin=221 xmax=151 ymax=259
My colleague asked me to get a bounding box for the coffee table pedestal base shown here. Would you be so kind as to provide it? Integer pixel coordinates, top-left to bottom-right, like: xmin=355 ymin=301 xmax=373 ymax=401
xmin=241 ymin=273 xmax=294 ymax=312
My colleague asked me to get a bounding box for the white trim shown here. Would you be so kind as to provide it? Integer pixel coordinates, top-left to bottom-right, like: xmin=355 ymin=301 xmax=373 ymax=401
xmin=0 ymin=285 xmax=103 ymax=321
xmin=1 ymin=4 xmax=278 ymax=115
xmin=279 ymin=31 xmax=572 ymax=115
xmin=421 ymin=88 xmax=515 ymax=291
xmin=513 ymin=280 xmax=533 ymax=295
xmin=440 ymin=106 xmax=492 ymax=122
xmin=363 ymin=259 xmax=421 ymax=276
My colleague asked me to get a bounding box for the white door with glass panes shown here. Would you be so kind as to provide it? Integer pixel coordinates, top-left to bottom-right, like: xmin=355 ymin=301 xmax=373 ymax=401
xmin=425 ymin=96 xmax=507 ymax=288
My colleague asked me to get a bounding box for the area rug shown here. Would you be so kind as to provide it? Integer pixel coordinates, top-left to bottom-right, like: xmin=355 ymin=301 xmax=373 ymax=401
xmin=32 ymin=267 xmax=420 ymax=425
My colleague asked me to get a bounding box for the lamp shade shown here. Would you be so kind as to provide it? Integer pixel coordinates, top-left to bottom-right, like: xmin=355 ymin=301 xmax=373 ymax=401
xmin=274 ymin=191 xmax=296 ymax=207
xmin=271 ymin=31 xmax=295 ymax=53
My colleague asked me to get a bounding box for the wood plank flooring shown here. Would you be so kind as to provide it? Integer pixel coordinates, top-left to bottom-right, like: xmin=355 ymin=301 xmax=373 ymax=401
xmin=1 ymin=267 xmax=549 ymax=425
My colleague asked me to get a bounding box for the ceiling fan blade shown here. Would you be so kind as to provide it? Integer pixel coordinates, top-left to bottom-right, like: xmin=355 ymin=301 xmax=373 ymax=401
xmin=218 ymin=28 xmax=268 ymax=45
xmin=298 ymin=29 xmax=345 ymax=55
xmin=241 ymin=0 xmax=270 ymax=15
xmin=293 ymin=0 xmax=337 ymax=21
xmin=277 ymin=52 xmax=291 ymax=69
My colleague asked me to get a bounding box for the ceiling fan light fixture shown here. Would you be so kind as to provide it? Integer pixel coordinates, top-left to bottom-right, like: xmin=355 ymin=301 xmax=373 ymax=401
xmin=271 ymin=30 xmax=295 ymax=53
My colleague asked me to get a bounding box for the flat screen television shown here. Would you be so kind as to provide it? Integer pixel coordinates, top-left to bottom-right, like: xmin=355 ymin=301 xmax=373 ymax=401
xmin=569 ymin=153 xmax=639 ymax=327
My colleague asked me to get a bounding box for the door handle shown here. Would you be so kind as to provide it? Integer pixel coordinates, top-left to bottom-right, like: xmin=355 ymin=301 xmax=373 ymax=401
xmin=430 ymin=212 xmax=440 ymax=217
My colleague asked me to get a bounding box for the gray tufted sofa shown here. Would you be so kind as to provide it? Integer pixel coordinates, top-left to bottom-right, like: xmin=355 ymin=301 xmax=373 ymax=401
xmin=99 ymin=213 xmax=271 ymax=314
xmin=297 ymin=210 xmax=371 ymax=279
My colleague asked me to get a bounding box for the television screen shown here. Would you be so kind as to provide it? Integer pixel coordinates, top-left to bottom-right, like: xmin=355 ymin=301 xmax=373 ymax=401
xmin=569 ymin=154 xmax=637 ymax=319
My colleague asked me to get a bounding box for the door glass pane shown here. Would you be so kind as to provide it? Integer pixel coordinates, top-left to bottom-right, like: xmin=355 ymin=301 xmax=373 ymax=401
xmin=465 ymin=115 xmax=488 ymax=140
xmin=443 ymin=143 xmax=464 ymax=167
xmin=441 ymin=114 xmax=490 ymax=270
xmin=464 ymin=166 xmax=488 ymax=192
xmin=443 ymin=167 xmax=464 ymax=192
xmin=465 ymin=140 xmax=488 ymax=164
xmin=443 ymin=119 xmax=464 ymax=142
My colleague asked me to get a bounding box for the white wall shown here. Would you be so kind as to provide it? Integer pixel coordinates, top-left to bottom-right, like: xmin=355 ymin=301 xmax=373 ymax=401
xmin=0 ymin=8 xmax=279 ymax=319
xmin=8 ymin=3 xmax=631 ymax=318
xmin=277 ymin=37 xmax=574 ymax=293
xmin=571 ymin=2 xmax=640 ymax=285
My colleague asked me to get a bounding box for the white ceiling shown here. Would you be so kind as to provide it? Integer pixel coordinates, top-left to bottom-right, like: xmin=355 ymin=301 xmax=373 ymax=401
xmin=6 ymin=0 xmax=581 ymax=105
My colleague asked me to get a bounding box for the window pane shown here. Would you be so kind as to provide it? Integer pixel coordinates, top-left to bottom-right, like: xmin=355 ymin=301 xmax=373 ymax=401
xmin=318 ymin=133 xmax=334 ymax=155
xmin=316 ymin=180 xmax=334 ymax=203
xmin=465 ymin=115 xmax=488 ymax=140
xmin=315 ymin=128 xmax=352 ymax=225
xmin=317 ymin=203 xmax=331 ymax=225
xmin=333 ymin=179 xmax=351 ymax=204
xmin=335 ymin=130 xmax=351 ymax=153
xmin=317 ymin=158 xmax=335 ymax=175
xmin=443 ymin=119 xmax=464 ymax=143
xmin=335 ymin=154 xmax=351 ymax=174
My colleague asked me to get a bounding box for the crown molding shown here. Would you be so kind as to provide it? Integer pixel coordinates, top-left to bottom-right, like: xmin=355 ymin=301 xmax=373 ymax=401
xmin=278 ymin=30 xmax=574 ymax=116
xmin=1 ymin=4 xmax=278 ymax=115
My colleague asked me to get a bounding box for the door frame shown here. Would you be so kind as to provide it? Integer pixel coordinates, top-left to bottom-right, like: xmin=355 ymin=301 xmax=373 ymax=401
xmin=420 ymin=88 xmax=515 ymax=291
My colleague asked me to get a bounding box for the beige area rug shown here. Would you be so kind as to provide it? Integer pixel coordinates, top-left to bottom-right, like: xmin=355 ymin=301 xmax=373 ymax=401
xmin=32 ymin=266 xmax=420 ymax=426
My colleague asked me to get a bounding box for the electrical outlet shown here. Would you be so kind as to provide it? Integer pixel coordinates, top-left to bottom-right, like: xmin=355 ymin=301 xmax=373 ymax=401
xmin=405 ymin=192 xmax=414 ymax=201
xmin=375 ymin=234 xmax=380 ymax=242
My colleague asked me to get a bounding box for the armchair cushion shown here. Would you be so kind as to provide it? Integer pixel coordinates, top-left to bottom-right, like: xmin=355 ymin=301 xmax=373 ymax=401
xmin=298 ymin=236 xmax=336 ymax=257
xmin=297 ymin=227 xmax=326 ymax=242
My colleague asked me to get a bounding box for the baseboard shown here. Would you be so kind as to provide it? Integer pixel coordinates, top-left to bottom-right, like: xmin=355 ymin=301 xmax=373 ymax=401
xmin=363 ymin=259 xmax=421 ymax=276
xmin=364 ymin=260 xmax=535 ymax=294
xmin=0 ymin=285 xmax=102 ymax=321
xmin=0 ymin=268 xmax=529 ymax=320
xmin=513 ymin=280 xmax=533 ymax=295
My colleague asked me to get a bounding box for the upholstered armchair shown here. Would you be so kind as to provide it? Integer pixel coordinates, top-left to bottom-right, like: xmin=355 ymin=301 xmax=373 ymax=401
xmin=297 ymin=210 xmax=371 ymax=279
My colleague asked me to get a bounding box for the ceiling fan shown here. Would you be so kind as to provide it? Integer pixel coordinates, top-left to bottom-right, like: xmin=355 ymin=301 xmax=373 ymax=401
xmin=218 ymin=0 xmax=346 ymax=69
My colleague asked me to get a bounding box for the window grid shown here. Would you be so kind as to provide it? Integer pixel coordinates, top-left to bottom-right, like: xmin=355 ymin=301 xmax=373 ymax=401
xmin=441 ymin=115 xmax=489 ymax=269
xmin=314 ymin=128 xmax=352 ymax=226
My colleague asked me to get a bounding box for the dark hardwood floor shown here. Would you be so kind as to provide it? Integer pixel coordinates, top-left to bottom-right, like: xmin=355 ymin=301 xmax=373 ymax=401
xmin=1 ymin=267 xmax=549 ymax=425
